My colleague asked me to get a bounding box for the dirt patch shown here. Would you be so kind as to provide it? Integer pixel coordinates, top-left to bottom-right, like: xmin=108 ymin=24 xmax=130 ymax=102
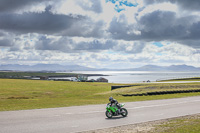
xmin=44 ymin=91 xmax=53 ymax=95
xmin=81 ymin=114 xmax=200 ymax=133
xmin=7 ymin=96 xmax=30 ymax=99
xmin=81 ymin=121 xmax=159 ymax=133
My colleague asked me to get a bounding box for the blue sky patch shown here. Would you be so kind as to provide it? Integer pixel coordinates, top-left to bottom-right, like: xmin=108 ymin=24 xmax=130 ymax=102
xmin=156 ymin=52 xmax=163 ymax=56
xmin=106 ymin=50 xmax=115 ymax=54
xmin=1 ymin=48 xmax=8 ymax=52
xmin=115 ymin=5 xmax=125 ymax=12
xmin=153 ymin=42 xmax=164 ymax=47
xmin=106 ymin=0 xmax=138 ymax=12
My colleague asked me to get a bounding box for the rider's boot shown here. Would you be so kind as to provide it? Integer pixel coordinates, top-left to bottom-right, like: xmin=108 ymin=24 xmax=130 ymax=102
xmin=118 ymin=109 xmax=122 ymax=114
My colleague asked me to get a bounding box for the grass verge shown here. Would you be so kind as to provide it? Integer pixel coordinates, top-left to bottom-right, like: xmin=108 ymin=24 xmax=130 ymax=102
xmin=157 ymin=77 xmax=200 ymax=82
xmin=1 ymin=79 xmax=200 ymax=111
xmin=154 ymin=114 xmax=200 ymax=133
xmin=83 ymin=114 xmax=200 ymax=133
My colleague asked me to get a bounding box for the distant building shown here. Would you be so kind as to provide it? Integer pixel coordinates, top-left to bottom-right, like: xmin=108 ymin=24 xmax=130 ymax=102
xmin=40 ymin=76 xmax=49 ymax=80
xmin=77 ymin=75 xmax=88 ymax=82
xmin=71 ymin=77 xmax=78 ymax=82
xmin=96 ymin=77 xmax=108 ymax=83
xmin=87 ymin=79 xmax=96 ymax=82
xmin=54 ymin=79 xmax=70 ymax=81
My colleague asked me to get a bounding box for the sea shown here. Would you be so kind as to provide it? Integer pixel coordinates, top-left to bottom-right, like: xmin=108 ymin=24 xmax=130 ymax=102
xmin=65 ymin=71 xmax=200 ymax=83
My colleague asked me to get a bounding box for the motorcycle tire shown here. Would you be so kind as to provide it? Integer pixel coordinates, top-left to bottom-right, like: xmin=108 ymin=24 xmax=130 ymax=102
xmin=105 ymin=111 xmax=113 ymax=118
xmin=121 ymin=108 xmax=128 ymax=117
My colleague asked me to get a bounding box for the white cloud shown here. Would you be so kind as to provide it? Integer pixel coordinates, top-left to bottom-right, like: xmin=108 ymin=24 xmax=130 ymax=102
xmin=1 ymin=0 xmax=200 ymax=68
xmin=137 ymin=2 xmax=178 ymax=19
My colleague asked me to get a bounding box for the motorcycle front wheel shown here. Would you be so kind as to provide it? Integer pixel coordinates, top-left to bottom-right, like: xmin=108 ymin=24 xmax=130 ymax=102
xmin=105 ymin=111 xmax=113 ymax=118
xmin=121 ymin=108 xmax=128 ymax=117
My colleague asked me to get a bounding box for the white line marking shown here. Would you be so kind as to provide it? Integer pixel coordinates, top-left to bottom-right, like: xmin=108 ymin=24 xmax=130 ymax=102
xmin=65 ymin=113 xmax=73 ymax=115
xmin=53 ymin=115 xmax=60 ymax=117
xmin=63 ymin=99 xmax=200 ymax=115
xmin=64 ymin=111 xmax=104 ymax=115
xmin=71 ymin=125 xmax=79 ymax=128
xmin=127 ymin=100 xmax=200 ymax=110
xmin=77 ymin=111 xmax=104 ymax=114
xmin=156 ymin=113 xmax=164 ymax=116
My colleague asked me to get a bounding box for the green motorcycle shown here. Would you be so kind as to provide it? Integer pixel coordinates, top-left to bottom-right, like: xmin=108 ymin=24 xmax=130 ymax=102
xmin=105 ymin=103 xmax=128 ymax=118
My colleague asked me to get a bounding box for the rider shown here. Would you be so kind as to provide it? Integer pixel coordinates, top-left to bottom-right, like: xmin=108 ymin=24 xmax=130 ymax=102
xmin=109 ymin=97 xmax=122 ymax=113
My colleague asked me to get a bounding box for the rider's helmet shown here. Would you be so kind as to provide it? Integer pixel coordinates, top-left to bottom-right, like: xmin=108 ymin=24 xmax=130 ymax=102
xmin=109 ymin=97 xmax=113 ymax=102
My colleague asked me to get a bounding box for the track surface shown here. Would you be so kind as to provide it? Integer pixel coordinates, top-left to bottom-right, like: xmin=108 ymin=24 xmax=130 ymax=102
xmin=1 ymin=96 xmax=200 ymax=133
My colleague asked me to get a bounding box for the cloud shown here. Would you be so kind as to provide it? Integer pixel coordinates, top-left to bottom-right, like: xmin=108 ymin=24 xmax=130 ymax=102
xmin=0 ymin=0 xmax=50 ymax=13
xmin=187 ymin=22 xmax=200 ymax=39
xmin=138 ymin=10 xmax=185 ymax=40
xmin=9 ymin=33 xmax=145 ymax=54
xmin=0 ymin=31 xmax=14 ymax=47
xmin=106 ymin=0 xmax=138 ymax=12
xmin=77 ymin=0 xmax=102 ymax=13
xmin=1 ymin=0 xmax=200 ymax=68
xmin=177 ymin=0 xmax=200 ymax=11
xmin=143 ymin=0 xmax=200 ymax=11
xmin=178 ymin=40 xmax=200 ymax=48
xmin=0 ymin=7 xmax=105 ymax=38
xmin=108 ymin=10 xmax=184 ymax=41
xmin=0 ymin=8 xmax=76 ymax=34
xmin=35 ymin=36 xmax=115 ymax=52
xmin=114 ymin=41 xmax=146 ymax=53
xmin=108 ymin=14 xmax=140 ymax=40
xmin=74 ymin=39 xmax=115 ymax=51
xmin=107 ymin=8 xmax=200 ymax=50
xmin=138 ymin=10 xmax=200 ymax=47
xmin=0 ymin=39 xmax=12 ymax=47
xmin=35 ymin=36 xmax=71 ymax=52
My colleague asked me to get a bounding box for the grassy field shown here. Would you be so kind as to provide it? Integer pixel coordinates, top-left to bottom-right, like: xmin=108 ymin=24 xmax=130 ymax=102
xmin=158 ymin=77 xmax=200 ymax=82
xmin=154 ymin=114 xmax=200 ymax=133
xmin=1 ymin=79 xmax=200 ymax=111
xmin=0 ymin=79 xmax=116 ymax=111
xmin=87 ymin=114 xmax=200 ymax=133
xmin=0 ymin=71 xmax=74 ymax=79
xmin=0 ymin=71 xmax=106 ymax=79
xmin=110 ymin=83 xmax=200 ymax=95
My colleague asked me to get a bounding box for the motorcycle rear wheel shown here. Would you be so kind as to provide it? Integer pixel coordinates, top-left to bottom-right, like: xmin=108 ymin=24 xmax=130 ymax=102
xmin=105 ymin=111 xmax=113 ymax=118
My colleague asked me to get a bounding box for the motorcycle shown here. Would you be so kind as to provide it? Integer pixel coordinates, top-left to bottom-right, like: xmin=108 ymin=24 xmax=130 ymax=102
xmin=105 ymin=103 xmax=128 ymax=118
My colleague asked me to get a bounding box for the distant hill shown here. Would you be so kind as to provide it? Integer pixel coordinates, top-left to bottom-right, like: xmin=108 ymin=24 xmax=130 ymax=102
xmin=167 ymin=65 xmax=200 ymax=71
xmin=128 ymin=65 xmax=200 ymax=71
xmin=0 ymin=64 xmax=96 ymax=71
xmin=0 ymin=64 xmax=199 ymax=72
xmin=130 ymin=65 xmax=167 ymax=71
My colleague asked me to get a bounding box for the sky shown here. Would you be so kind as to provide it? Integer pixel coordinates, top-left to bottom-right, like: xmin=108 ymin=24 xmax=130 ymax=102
xmin=0 ymin=0 xmax=200 ymax=69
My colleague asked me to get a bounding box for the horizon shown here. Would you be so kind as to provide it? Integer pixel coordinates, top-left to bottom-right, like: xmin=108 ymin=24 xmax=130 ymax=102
xmin=0 ymin=63 xmax=200 ymax=71
xmin=0 ymin=0 xmax=200 ymax=69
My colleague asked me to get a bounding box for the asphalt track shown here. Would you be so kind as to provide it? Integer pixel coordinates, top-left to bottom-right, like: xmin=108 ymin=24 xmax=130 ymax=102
xmin=1 ymin=96 xmax=200 ymax=133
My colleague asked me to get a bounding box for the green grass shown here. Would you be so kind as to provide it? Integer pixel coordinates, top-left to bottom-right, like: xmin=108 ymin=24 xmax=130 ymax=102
xmin=154 ymin=115 xmax=200 ymax=133
xmin=1 ymin=79 xmax=200 ymax=111
xmin=158 ymin=77 xmax=200 ymax=82
xmin=0 ymin=79 xmax=118 ymax=111
xmin=0 ymin=71 xmax=76 ymax=79
xmin=110 ymin=83 xmax=200 ymax=96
